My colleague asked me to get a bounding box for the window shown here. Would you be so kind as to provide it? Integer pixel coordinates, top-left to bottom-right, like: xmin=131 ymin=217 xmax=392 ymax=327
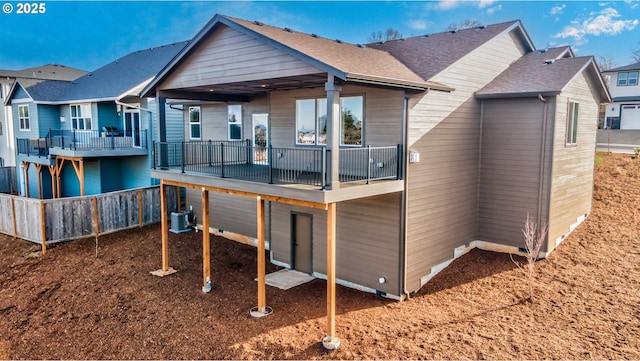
xmin=566 ymin=101 xmax=579 ymax=145
xmin=618 ymin=71 xmax=639 ymax=86
xmin=70 ymin=104 xmax=92 ymax=130
xmin=228 ymin=104 xmax=242 ymax=140
xmin=296 ymin=95 xmax=363 ymax=146
xmin=296 ymin=98 xmax=327 ymax=145
xmin=18 ymin=105 xmax=30 ymax=131
xmin=188 ymin=106 xmax=201 ymax=140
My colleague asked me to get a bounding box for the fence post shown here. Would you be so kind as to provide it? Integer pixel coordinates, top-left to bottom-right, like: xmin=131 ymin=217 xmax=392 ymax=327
xmin=322 ymin=147 xmax=327 ymax=190
xmin=181 ymin=141 xmax=185 ymax=173
xmin=138 ymin=189 xmax=144 ymax=228
xmin=10 ymin=197 xmax=17 ymax=238
xmin=208 ymin=140 xmax=212 ymax=166
xmin=39 ymin=201 xmax=47 ymax=255
xmin=152 ymin=141 xmax=156 ymax=169
xmin=367 ymin=145 xmax=372 ymax=184
xmin=268 ymin=145 xmax=273 ymax=184
xmin=396 ymin=144 xmax=402 ymax=180
xmin=220 ymin=143 xmax=225 ymax=178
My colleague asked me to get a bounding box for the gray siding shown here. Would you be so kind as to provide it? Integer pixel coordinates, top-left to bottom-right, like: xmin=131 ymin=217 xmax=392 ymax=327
xmin=477 ymin=97 xmax=553 ymax=247
xmin=404 ymin=29 xmax=526 ymax=292
xmin=162 ymin=25 xmax=322 ymax=90
xmin=186 ymin=188 xmax=260 ymax=238
xmin=270 ymin=193 xmax=402 ymax=296
xmin=547 ymin=72 xmax=598 ymax=252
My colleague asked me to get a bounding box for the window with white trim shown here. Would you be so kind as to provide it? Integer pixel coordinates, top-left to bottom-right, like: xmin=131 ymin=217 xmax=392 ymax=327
xmin=228 ymin=104 xmax=242 ymax=140
xmin=70 ymin=104 xmax=92 ymax=130
xmin=618 ymin=71 xmax=639 ymax=86
xmin=18 ymin=105 xmax=30 ymax=131
xmin=295 ymin=95 xmax=363 ymax=146
xmin=188 ymin=106 xmax=201 ymax=140
xmin=566 ymin=101 xmax=579 ymax=145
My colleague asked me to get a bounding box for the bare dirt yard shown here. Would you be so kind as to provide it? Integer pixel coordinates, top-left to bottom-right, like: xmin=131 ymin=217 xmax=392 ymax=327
xmin=1 ymin=152 xmax=639 ymax=360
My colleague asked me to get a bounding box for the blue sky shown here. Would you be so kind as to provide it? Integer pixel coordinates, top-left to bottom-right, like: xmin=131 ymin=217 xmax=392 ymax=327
xmin=1 ymin=0 xmax=639 ymax=72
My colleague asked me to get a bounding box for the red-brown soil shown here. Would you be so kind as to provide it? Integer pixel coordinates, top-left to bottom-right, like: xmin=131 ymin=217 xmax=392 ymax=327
xmin=1 ymin=152 xmax=639 ymax=359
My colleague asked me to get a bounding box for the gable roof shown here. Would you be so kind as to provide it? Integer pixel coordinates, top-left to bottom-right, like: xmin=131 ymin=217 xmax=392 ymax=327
xmin=143 ymin=14 xmax=454 ymax=97
xmin=475 ymin=47 xmax=611 ymax=103
xmin=603 ymin=61 xmax=640 ymax=73
xmin=6 ymin=41 xmax=188 ymax=105
xmin=0 ymin=64 xmax=86 ymax=81
xmin=367 ymin=21 xmax=535 ymax=80
xmin=60 ymin=41 xmax=188 ymax=102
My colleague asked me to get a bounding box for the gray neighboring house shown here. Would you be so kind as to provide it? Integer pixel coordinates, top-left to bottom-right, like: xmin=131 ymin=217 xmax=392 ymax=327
xmin=4 ymin=42 xmax=187 ymax=198
xmin=141 ymin=13 xmax=609 ymax=311
xmin=0 ymin=64 xmax=87 ymax=167
xmin=598 ymin=61 xmax=640 ymax=151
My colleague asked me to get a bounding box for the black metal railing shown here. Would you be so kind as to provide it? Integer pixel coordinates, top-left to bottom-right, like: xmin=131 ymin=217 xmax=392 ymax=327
xmin=17 ymin=129 xmax=148 ymax=156
xmin=153 ymin=140 xmax=402 ymax=189
xmin=49 ymin=129 xmax=148 ymax=150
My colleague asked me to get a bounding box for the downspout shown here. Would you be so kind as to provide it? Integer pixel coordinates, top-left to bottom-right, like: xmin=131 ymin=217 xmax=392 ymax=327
xmin=536 ymin=94 xmax=548 ymax=245
xmin=476 ymin=100 xmax=485 ymax=241
xmin=400 ymin=91 xmax=410 ymax=299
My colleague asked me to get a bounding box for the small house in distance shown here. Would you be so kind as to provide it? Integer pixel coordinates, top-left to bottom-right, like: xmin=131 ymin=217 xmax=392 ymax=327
xmin=599 ymin=61 xmax=640 ymax=149
xmin=142 ymin=14 xmax=610 ymax=348
xmin=4 ymin=42 xmax=187 ymax=198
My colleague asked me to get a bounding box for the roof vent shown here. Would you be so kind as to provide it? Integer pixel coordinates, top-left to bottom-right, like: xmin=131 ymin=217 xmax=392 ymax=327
xmin=335 ymin=39 xmax=343 ymax=44
xmin=284 ymin=27 xmax=292 ymax=32
xmin=544 ymin=59 xmax=555 ymax=64
xmin=450 ymin=30 xmax=457 ymax=34
xmin=253 ymin=21 xmax=263 ymax=26
xmin=539 ymin=48 xmax=548 ymax=54
xmin=478 ymin=25 xmax=486 ymax=29
xmin=311 ymin=33 xmax=319 ymax=38
xmin=356 ymin=44 xmax=364 ymax=48
xmin=424 ymin=34 xmax=430 ymax=37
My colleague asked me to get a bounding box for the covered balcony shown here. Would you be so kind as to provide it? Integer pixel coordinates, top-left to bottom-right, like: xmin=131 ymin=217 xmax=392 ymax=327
xmin=152 ymin=140 xmax=403 ymax=194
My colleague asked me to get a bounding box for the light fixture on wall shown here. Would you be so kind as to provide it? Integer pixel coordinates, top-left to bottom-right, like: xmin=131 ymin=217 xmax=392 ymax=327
xmin=60 ymin=116 xmax=65 ymax=123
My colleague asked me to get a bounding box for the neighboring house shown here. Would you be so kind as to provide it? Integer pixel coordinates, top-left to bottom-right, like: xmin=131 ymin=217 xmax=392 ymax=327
xmin=0 ymin=64 xmax=86 ymax=167
xmin=598 ymin=62 xmax=640 ymax=150
xmin=603 ymin=61 xmax=640 ymax=129
xmin=4 ymin=42 xmax=187 ymax=198
xmin=141 ymin=14 xmax=609 ymax=348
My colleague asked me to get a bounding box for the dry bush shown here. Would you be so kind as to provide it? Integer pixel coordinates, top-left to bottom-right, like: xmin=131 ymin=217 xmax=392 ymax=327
xmin=511 ymin=213 xmax=548 ymax=302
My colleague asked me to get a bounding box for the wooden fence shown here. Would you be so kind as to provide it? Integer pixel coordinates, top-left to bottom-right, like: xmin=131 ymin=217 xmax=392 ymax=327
xmin=0 ymin=166 xmax=18 ymax=194
xmin=0 ymin=186 xmax=178 ymax=252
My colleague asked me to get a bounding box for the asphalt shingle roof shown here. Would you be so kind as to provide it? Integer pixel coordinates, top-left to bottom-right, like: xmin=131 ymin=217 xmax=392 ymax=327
xmin=476 ymin=47 xmax=596 ymax=98
xmin=59 ymin=41 xmax=188 ymax=102
xmin=224 ymin=16 xmax=438 ymax=89
xmin=367 ymin=21 xmax=525 ymax=80
xmin=14 ymin=42 xmax=187 ymax=103
xmin=0 ymin=64 xmax=86 ymax=81
xmin=604 ymin=61 xmax=640 ymax=73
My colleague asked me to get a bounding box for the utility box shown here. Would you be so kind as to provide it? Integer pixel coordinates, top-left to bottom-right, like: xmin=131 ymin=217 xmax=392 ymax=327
xmin=170 ymin=211 xmax=190 ymax=233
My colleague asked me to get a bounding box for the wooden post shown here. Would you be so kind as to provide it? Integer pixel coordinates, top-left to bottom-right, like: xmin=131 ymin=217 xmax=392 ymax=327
xmin=138 ymin=189 xmax=144 ymax=227
xmin=92 ymin=196 xmax=99 ymax=258
xmin=322 ymin=202 xmax=340 ymax=350
xmin=150 ymin=180 xmax=177 ymax=277
xmin=78 ymin=159 xmax=85 ymax=196
xmin=10 ymin=197 xmax=17 ymax=238
xmin=39 ymin=201 xmax=46 ymax=255
xmin=201 ymin=188 xmax=211 ymax=292
xmin=34 ymin=164 xmax=43 ymax=199
xmin=23 ymin=162 xmax=30 ymax=198
xmin=250 ymin=196 xmax=271 ymax=317
xmin=48 ymin=165 xmax=57 ymax=198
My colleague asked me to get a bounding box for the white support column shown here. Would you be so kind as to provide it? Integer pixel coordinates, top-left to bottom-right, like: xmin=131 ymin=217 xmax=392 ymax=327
xmin=325 ymin=75 xmax=342 ymax=190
